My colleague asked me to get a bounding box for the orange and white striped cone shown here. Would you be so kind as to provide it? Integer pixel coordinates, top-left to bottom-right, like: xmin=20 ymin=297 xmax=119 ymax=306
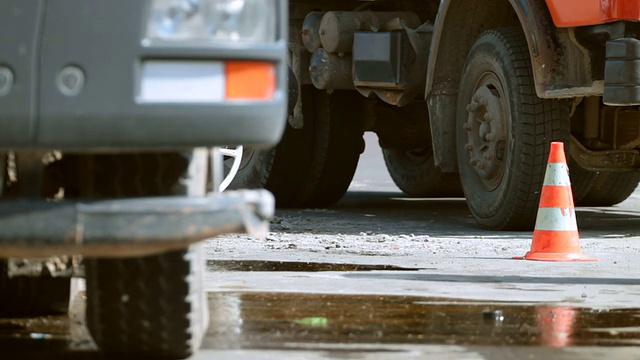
xmin=515 ymin=142 xmax=597 ymax=262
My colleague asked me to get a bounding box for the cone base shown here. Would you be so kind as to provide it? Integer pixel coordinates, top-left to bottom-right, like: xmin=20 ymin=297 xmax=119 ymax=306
xmin=513 ymin=251 xmax=598 ymax=262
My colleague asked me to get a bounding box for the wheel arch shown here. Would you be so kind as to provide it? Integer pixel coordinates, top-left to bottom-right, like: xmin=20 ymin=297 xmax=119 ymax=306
xmin=424 ymin=0 xmax=572 ymax=172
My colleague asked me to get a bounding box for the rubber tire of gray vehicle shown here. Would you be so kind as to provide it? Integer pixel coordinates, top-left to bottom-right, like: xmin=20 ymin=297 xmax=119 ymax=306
xmin=296 ymin=89 xmax=365 ymax=208
xmin=69 ymin=152 xmax=208 ymax=359
xmin=577 ymin=171 xmax=640 ymax=206
xmin=86 ymin=245 xmax=207 ymax=359
xmin=227 ymin=87 xmax=315 ymax=207
xmin=382 ymin=147 xmax=463 ymax=197
xmin=0 ymin=259 xmax=71 ymax=317
xmin=456 ymin=28 xmax=570 ymax=230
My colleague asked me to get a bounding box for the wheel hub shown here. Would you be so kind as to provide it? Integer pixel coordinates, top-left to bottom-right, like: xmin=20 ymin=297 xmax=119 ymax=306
xmin=463 ymin=74 xmax=509 ymax=190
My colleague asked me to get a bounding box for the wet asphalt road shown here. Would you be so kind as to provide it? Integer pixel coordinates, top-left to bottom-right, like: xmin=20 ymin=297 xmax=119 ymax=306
xmin=2 ymin=133 xmax=640 ymax=359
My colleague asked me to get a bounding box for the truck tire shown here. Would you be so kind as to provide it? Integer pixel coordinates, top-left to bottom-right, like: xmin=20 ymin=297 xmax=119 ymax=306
xmin=577 ymin=171 xmax=640 ymax=206
xmin=227 ymin=87 xmax=315 ymax=207
xmin=568 ymin=157 xmax=598 ymax=204
xmin=86 ymin=246 xmax=207 ymax=359
xmin=0 ymin=259 xmax=71 ymax=317
xmin=382 ymin=147 xmax=463 ymax=197
xmin=229 ymin=87 xmax=363 ymax=208
xmin=65 ymin=152 xmax=208 ymax=359
xmin=456 ymin=28 xmax=570 ymax=230
xmin=297 ymin=89 xmax=364 ymax=207
xmin=375 ymin=102 xmax=462 ymax=197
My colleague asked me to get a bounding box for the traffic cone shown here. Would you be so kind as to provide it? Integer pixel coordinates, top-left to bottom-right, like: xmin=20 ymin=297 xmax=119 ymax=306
xmin=515 ymin=142 xmax=597 ymax=261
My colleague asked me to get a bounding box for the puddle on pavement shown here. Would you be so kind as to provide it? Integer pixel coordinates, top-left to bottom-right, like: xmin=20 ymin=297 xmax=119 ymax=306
xmin=203 ymin=292 xmax=640 ymax=349
xmin=0 ymin=314 xmax=73 ymax=353
xmin=0 ymin=293 xmax=95 ymax=357
xmin=208 ymin=260 xmax=420 ymax=272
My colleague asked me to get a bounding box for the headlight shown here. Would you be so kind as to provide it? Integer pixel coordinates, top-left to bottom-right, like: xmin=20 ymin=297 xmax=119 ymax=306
xmin=146 ymin=0 xmax=276 ymax=43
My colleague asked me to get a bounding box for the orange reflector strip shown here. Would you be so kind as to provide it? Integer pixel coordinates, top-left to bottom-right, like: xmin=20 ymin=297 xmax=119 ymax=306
xmin=225 ymin=62 xmax=276 ymax=100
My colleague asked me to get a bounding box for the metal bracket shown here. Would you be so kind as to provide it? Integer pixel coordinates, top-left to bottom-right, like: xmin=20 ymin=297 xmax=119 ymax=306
xmin=569 ymin=135 xmax=640 ymax=172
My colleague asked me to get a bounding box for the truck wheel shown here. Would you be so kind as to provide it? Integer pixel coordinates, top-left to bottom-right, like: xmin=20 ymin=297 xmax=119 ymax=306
xmin=65 ymin=152 xmax=208 ymax=358
xmin=229 ymin=87 xmax=363 ymax=208
xmin=577 ymin=171 xmax=640 ymax=206
xmin=297 ymin=89 xmax=364 ymax=207
xmin=382 ymin=147 xmax=462 ymax=197
xmin=0 ymin=259 xmax=71 ymax=317
xmin=227 ymin=87 xmax=315 ymax=207
xmin=378 ymin=102 xmax=462 ymax=197
xmin=568 ymin=156 xmax=598 ymax=203
xmin=456 ymin=28 xmax=570 ymax=230
xmin=86 ymin=245 xmax=207 ymax=359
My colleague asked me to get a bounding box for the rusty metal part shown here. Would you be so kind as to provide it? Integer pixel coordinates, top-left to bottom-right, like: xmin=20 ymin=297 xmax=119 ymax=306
xmin=427 ymin=0 xmax=600 ymax=101
xmin=425 ymin=0 xmax=601 ymax=174
xmin=463 ymin=76 xmax=509 ymax=190
xmin=569 ymin=135 xmax=640 ymax=172
xmin=425 ymin=0 xmax=517 ymax=173
xmin=319 ymin=11 xmax=421 ymax=54
xmin=302 ymin=12 xmax=325 ymax=53
xmin=309 ymin=48 xmax=354 ymax=90
xmin=354 ymin=22 xmax=433 ymax=107
xmin=601 ymin=106 xmax=640 ymax=150
xmin=0 ymin=189 xmax=274 ymax=258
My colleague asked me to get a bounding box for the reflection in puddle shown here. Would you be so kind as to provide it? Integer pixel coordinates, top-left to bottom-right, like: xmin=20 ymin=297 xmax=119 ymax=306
xmin=207 ymin=260 xmax=419 ymax=272
xmin=0 ymin=315 xmax=73 ymax=353
xmin=204 ymin=292 xmax=640 ymax=350
xmin=0 ymin=291 xmax=96 ymax=357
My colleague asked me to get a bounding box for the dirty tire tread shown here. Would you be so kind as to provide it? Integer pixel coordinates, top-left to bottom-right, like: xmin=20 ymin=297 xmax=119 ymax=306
xmin=228 ymin=87 xmax=315 ymax=207
xmin=298 ymin=89 xmax=364 ymax=207
xmin=376 ymin=102 xmax=462 ymax=197
xmin=578 ymin=171 xmax=640 ymax=206
xmin=568 ymin=156 xmax=599 ymax=204
xmin=86 ymin=250 xmax=196 ymax=359
xmin=382 ymin=147 xmax=463 ymax=197
xmin=263 ymin=87 xmax=315 ymax=206
xmin=69 ymin=153 xmax=206 ymax=359
xmin=457 ymin=28 xmax=570 ymax=230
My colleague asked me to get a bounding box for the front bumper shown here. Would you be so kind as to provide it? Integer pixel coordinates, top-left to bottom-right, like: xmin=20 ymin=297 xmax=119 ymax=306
xmin=0 ymin=189 xmax=273 ymax=258
xmin=0 ymin=0 xmax=287 ymax=150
